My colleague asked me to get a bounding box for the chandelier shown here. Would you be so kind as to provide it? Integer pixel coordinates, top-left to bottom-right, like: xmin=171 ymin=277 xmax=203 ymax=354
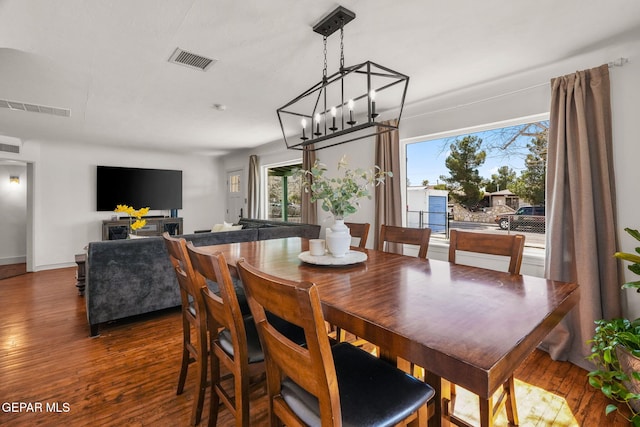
xmin=277 ymin=6 xmax=409 ymax=151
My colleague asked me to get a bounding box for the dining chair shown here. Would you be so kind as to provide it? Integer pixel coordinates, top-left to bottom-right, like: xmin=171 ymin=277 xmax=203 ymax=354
xmin=344 ymin=221 xmax=370 ymax=249
xmin=237 ymin=258 xmax=435 ymax=427
xmin=186 ymin=243 xmax=266 ymax=427
xmin=447 ymin=229 xmax=525 ymax=426
xmin=162 ymin=232 xmax=208 ymax=426
xmin=378 ymin=224 xmax=431 ymax=259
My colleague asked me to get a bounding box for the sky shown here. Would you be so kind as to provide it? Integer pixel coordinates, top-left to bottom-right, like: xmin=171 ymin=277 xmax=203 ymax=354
xmin=406 ymin=122 xmax=548 ymax=187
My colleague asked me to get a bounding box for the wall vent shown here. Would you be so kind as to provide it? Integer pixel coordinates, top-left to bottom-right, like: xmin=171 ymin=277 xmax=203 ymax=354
xmin=0 ymin=143 xmax=20 ymax=154
xmin=0 ymin=99 xmax=70 ymax=117
xmin=168 ymin=47 xmax=216 ymax=71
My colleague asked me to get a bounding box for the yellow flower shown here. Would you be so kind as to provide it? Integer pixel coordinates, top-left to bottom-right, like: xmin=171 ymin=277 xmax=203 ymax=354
xmin=114 ymin=204 xmax=150 ymax=234
xmin=130 ymin=219 xmax=147 ymax=231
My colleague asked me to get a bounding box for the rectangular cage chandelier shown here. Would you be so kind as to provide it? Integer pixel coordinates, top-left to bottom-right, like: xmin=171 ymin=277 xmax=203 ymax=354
xmin=277 ymin=6 xmax=409 ymax=152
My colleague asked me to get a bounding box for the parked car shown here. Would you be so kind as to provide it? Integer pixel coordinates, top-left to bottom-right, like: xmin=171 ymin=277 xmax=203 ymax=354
xmin=495 ymin=205 xmax=546 ymax=232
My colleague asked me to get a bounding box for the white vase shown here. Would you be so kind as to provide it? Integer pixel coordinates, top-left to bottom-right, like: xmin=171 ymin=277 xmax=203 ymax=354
xmin=326 ymin=219 xmax=351 ymax=258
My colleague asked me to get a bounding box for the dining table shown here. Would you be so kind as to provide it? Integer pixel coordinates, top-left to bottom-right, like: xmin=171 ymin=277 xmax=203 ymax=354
xmin=197 ymin=236 xmax=580 ymax=427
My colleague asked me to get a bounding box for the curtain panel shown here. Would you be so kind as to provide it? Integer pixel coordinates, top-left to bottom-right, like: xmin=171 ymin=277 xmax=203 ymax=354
xmin=543 ymin=64 xmax=620 ymax=369
xmin=375 ymin=121 xmax=402 ymax=252
xmin=247 ymin=155 xmax=259 ymax=219
xmin=301 ymin=145 xmax=317 ymax=224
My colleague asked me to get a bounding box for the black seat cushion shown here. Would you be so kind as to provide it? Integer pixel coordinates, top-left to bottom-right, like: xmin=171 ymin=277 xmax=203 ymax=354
xmin=281 ymin=342 xmax=434 ymax=427
xmin=217 ymin=313 xmax=306 ymax=365
xmin=218 ymin=315 xmax=264 ymax=364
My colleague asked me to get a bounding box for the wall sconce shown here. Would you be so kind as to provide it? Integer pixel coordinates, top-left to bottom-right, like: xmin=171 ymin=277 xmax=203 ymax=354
xmin=9 ymin=175 xmax=20 ymax=185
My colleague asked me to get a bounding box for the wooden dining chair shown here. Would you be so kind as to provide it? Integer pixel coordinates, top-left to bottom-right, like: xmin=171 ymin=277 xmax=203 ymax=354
xmin=162 ymin=232 xmax=208 ymax=426
xmin=448 ymin=229 xmax=525 ymax=274
xmin=344 ymin=221 xmax=370 ymax=249
xmin=378 ymin=224 xmax=431 ymax=259
xmin=447 ymin=229 xmax=525 ymax=426
xmin=236 ymin=258 xmax=435 ymax=427
xmin=186 ymin=243 xmax=266 ymax=427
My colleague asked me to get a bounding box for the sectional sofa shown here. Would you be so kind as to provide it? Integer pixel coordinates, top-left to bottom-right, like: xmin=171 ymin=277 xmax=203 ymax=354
xmin=85 ymin=218 xmax=320 ymax=336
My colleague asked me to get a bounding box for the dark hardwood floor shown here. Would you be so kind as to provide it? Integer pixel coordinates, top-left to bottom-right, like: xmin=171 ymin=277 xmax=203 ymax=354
xmin=0 ymin=267 xmax=631 ymax=426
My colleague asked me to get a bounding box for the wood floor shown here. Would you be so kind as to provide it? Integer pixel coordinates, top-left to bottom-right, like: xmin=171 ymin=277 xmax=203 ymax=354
xmin=0 ymin=267 xmax=631 ymax=426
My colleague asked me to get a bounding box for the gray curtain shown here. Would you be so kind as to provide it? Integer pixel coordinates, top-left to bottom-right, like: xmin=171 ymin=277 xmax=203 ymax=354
xmin=375 ymin=121 xmax=402 ymax=252
xmin=543 ymin=64 xmax=620 ymax=369
xmin=301 ymin=145 xmax=317 ymax=224
xmin=247 ymin=154 xmax=259 ymax=219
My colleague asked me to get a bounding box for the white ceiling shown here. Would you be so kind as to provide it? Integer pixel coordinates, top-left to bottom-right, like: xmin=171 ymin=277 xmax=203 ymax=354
xmin=1 ymin=0 xmax=639 ymax=156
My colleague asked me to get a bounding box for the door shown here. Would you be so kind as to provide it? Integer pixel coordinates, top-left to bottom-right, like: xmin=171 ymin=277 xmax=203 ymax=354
xmin=226 ymin=170 xmax=244 ymax=223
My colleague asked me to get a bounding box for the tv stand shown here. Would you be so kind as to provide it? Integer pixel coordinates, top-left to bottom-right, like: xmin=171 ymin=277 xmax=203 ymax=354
xmin=102 ymin=217 xmax=183 ymax=240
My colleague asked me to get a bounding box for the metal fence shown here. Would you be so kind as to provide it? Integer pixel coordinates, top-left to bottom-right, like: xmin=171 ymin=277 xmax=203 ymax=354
xmin=406 ymin=210 xmax=449 ymax=236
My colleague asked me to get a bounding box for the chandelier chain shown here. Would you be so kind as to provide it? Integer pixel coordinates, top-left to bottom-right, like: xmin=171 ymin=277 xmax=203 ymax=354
xmin=322 ymin=35 xmax=328 ymax=81
xmin=339 ymin=19 xmax=345 ymax=70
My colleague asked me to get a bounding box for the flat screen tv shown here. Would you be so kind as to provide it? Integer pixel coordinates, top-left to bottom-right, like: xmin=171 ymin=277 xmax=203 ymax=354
xmin=96 ymin=166 xmax=182 ymax=211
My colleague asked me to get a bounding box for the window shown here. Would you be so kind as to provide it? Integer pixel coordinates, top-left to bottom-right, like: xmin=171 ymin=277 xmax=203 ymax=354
xmin=229 ymin=174 xmax=241 ymax=193
xmin=405 ymin=119 xmax=548 ymax=248
xmin=265 ymin=162 xmax=302 ymax=223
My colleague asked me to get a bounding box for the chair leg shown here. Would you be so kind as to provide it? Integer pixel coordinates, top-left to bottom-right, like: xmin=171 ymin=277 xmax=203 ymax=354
xmin=236 ymin=366 xmax=251 ymax=427
xmin=191 ymin=342 xmax=208 ymax=426
xmin=177 ymin=346 xmax=190 ymax=395
xmin=208 ymin=352 xmax=220 ymax=427
xmin=503 ymin=375 xmax=519 ymax=426
xmin=450 ymin=383 xmax=457 ymax=413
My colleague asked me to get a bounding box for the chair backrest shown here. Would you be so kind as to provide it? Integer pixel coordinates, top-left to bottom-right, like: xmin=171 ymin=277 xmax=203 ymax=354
xmin=236 ymin=259 xmax=341 ymax=425
xmin=186 ymin=243 xmax=251 ymax=362
xmin=377 ymin=225 xmax=431 ymax=259
xmin=162 ymin=232 xmax=207 ymax=324
xmin=448 ymin=229 xmax=525 ymax=274
xmin=344 ymin=222 xmax=370 ymax=249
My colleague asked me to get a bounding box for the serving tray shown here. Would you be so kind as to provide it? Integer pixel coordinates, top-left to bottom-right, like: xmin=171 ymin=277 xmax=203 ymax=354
xmin=298 ymin=250 xmax=367 ymax=266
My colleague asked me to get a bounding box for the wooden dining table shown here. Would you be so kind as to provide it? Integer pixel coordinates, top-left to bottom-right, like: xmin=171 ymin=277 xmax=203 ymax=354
xmin=197 ymin=237 xmax=580 ymax=427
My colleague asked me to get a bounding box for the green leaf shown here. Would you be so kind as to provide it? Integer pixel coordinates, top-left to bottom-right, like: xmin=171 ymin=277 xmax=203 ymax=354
xmin=605 ymin=404 xmax=619 ymax=415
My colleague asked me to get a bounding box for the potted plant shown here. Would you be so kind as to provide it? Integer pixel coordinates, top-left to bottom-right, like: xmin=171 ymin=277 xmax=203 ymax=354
xmin=588 ymin=228 xmax=640 ymax=425
xmin=296 ymin=155 xmax=390 ymax=257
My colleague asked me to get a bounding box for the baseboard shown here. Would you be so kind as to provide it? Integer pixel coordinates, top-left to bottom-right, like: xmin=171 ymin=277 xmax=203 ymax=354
xmin=0 ymin=255 xmax=26 ymax=266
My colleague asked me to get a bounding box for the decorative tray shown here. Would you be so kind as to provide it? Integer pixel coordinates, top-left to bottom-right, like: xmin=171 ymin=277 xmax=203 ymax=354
xmin=298 ymin=250 xmax=367 ymax=266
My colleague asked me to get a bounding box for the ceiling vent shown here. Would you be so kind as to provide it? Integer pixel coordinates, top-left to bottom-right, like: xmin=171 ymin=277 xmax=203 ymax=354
xmin=168 ymin=47 xmax=216 ymax=71
xmin=0 ymin=99 xmax=70 ymax=117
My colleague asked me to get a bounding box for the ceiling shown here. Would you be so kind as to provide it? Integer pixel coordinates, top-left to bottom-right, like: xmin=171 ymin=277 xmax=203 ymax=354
xmin=1 ymin=0 xmax=639 ymax=156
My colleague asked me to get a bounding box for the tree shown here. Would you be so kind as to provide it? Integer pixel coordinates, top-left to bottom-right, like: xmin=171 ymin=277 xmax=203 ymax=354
xmin=439 ymin=135 xmax=486 ymax=209
xmin=484 ymin=166 xmax=516 ymax=193
xmin=421 ymin=179 xmax=429 ymax=186
xmin=511 ymin=135 xmax=547 ymax=205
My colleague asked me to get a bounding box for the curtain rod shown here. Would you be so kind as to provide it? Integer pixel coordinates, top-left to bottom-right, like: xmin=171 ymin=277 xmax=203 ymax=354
xmin=405 ymin=57 xmax=630 ymax=119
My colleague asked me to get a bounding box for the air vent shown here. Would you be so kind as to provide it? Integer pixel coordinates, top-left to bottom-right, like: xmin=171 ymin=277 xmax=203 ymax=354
xmin=168 ymin=47 xmax=216 ymax=71
xmin=0 ymin=99 xmax=70 ymax=117
xmin=0 ymin=143 xmax=20 ymax=154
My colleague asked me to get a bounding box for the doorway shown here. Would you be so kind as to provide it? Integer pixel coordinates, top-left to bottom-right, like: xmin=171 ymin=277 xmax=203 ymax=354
xmin=0 ymin=159 xmax=29 ymax=278
xmin=225 ymin=169 xmax=244 ymax=223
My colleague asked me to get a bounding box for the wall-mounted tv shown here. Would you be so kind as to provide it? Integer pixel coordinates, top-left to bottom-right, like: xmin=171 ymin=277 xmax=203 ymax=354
xmin=96 ymin=166 xmax=183 ymax=211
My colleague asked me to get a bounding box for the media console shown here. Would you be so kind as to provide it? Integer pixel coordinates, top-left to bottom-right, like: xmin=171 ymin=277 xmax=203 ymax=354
xmin=101 ymin=217 xmax=183 ymax=240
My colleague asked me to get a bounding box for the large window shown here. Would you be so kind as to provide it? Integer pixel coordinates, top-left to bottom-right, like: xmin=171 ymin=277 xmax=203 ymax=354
xmin=405 ymin=119 xmax=548 ymax=248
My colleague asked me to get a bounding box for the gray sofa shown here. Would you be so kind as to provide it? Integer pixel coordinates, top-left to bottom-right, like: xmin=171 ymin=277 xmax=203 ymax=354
xmin=86 ymin=219 xmax=320 ymax=336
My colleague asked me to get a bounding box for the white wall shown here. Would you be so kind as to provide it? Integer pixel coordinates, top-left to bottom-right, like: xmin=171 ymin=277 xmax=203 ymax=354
xmin=0 ymin=163 xmax=27 ymax=264
xmin=2 ymin=140 xmax=224 ymax=271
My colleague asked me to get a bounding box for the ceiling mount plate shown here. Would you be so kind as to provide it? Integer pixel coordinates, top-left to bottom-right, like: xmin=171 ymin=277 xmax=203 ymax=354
xmin=313 ymin=6 xmax=356 ymax=37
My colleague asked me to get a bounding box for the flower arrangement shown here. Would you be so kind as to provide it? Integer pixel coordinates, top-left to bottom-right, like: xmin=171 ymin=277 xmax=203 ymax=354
xmin=297 ymin=155 xmax=392 ymax=219
xmin=114 ymin=204 xmax=150 ymax=234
